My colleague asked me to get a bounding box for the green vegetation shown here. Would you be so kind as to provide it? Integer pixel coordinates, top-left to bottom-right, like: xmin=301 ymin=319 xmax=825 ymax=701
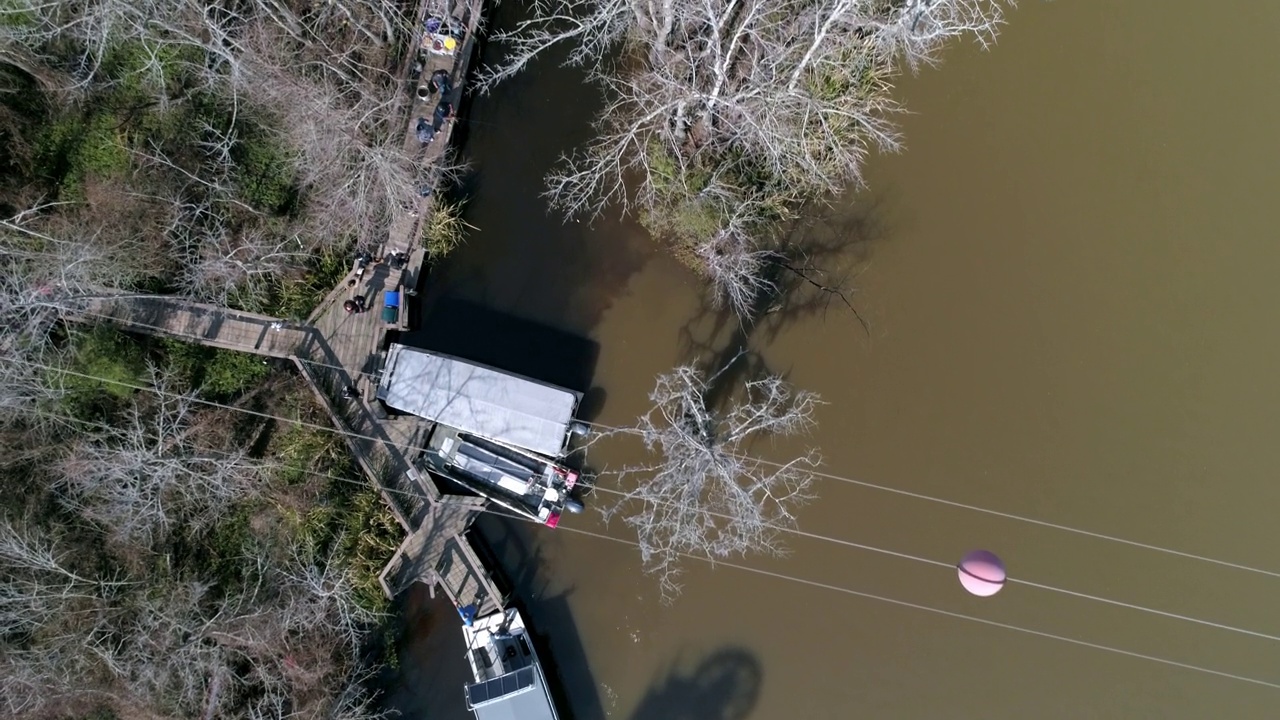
xmin=26 ymin=40 xmax=216 ymax=201
xmin=268 ymin=388 xmax=401 ymax=614
xmin=640 ymin=142 xmax=721 ymax=256
xmin=298 ymin=476 xmax=402 ymax=614
xmin=638 ymin=142 xmax=793 ymax=273
xmin=199 ymin=503 xmax=257 ymax=587
xmin=163 ymin=338 xmax=272 ymax=398
xmin=74 ymin=114 xmax=131 ymax=179
xmin=3 ymin=327 xmax=398 ymax=717
xmin=421 ymin=199 xmax=472 ymax=261
xmin=62 ymin=332 xmax=272 ymax=405
xmin=100 ymin=38 xmax=196 ymax=95
xmin=64 ymin=326 xmax=147 ymax=398
xmin=32 ymin=112 xmax=130 ymax=199
xmin=56 ymin=326 xmax=148 ymax=420
xmin=235 ymin=127 xmax=300 ymax=214
xmin=274 ymin=418 xmax=347 ymax=486
xmin=242 ymin=245 xmax=353 ymax=320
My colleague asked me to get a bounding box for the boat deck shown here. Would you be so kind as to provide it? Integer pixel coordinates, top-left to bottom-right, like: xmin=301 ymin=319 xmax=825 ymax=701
xmin=425 ymin=425 xmax=563 ymax=524
xmin=462 ymin=608 xmax=560 ymax=720
xmin=465 ymin=609 xmax=537 ymax=682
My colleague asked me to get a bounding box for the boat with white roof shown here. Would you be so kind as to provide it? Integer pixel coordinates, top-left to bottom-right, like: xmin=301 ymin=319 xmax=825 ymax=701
xmin=461 ymin=606 xmax=561 ymax=720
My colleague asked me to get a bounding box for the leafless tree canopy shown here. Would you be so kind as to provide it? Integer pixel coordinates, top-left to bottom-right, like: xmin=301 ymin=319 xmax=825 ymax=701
xmin=0 ymin=5 xmax=420 ymax=714
xmin=604 ymin=364 xmax=821 ymax=599
xmin=0 ymin=201 xmax=168 ymax=417
xmin=0 ymin=360 xmax=392 ymax=719
xmin=54 ymin=368 xmax=265 ymax=548
xmin=1 ymin=0 xmax=422 ymax=306
xmin=486 ymin=0 xmax=1007 ymax=315
xmin=0 ymin=522 xmax=384 ymax=719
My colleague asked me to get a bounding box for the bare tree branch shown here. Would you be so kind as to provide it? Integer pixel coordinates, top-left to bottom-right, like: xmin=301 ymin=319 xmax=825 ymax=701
xmin=493 ymin=0 xmax=1006 ymax=314
xmin=53 ymin=367 xmax=265 ymax=548
xmin=603 ymin=363 xmax=821 ymax=599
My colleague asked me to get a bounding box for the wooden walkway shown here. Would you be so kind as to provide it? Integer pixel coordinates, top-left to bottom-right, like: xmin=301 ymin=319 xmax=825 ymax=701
xmin=82 ymin=295 xmax=312 ymax=358
xmin=380 ymin=0 xmax=482 ymax=261
xmin=65 ymin=0 xmax=507 ymax=618
xmin=379 ymin=496 xmax=503 ymax=611
xmin=73 ymin=293 xmax=504 ymax=616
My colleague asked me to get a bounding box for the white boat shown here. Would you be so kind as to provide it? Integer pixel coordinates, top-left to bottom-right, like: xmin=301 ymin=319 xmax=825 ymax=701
xmin=462 ymin=607 xmax=561 ymax=720
xmin=376 ymin=343 xmax=588 ymax=459
xmin=424 ymin=424 xmax=584 ymax=527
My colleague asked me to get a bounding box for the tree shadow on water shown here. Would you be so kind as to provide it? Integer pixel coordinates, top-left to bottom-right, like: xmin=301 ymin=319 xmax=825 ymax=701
xmin=770 ymin=193 xmax=888 ymax=341
xmin=629 ymin=648 xmax=764 ymax=720
xmin=674 ymin=193 xmax=889 ymax=409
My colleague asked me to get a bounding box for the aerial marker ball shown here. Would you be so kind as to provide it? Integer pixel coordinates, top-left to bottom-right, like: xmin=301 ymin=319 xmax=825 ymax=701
xmin=958 ymin=550 xmax=1006 ymax=597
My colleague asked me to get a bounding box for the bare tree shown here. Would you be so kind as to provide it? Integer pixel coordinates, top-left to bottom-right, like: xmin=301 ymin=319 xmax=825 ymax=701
xmin=324 ymin=669 xmax=393 ymax=720
xmin=232 ymin=34 xmax=419 ymax=248
xmin=277 ymin=539 xmax=378 ymax=656
xmin=603 ymin=362 xmax=822 ymax=598
xmin=0 ymin=523 xmax=119 ymax=636
xmin=0 ymin=521 xmax=126 ymax=716
xmin=659 ymin=183 xmax=797 ymax=318
xmin=0 ymin=201 xmax=167 ymax=411
xmin=0 ymin=514 xmax=387 ymax=719
xmin=489 ymin=0 xmax=1007 ymax=313
xmin=53 ymin=368 xmax=264 ymax=548
xmin=1 ymin=200 xmax=159 ymax=305
xmin=174 ymin=217 xmax=308 ymax=307
xmin=5 ymin=0 xmax=422 ymax=267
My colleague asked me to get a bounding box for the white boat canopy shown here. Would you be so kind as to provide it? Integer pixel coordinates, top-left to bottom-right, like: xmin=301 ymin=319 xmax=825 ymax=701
xmin=468 ymin=667 xmax=557 ymax=720
xmin=377 ymin=344 xmax=578 ymax=457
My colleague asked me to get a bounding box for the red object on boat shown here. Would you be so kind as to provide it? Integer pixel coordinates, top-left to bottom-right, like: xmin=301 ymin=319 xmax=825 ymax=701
xmin=544 ymin=512 xmax=561 ymax=528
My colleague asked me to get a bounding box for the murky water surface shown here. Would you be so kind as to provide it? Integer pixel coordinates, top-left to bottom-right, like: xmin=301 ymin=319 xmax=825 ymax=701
xmin=417 ymin=1 xmax=1280 ymax=717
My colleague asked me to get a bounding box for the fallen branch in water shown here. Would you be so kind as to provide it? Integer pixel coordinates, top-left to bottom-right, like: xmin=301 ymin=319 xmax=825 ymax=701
xmin=773 ymin=258 xmax=870 ymax=336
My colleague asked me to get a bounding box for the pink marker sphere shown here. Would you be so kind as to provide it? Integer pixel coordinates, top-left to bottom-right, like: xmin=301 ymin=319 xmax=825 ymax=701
xmin=958 ymin=550 xmax=1006 ymax=597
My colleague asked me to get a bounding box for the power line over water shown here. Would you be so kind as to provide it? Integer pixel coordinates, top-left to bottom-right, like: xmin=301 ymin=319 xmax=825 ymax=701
xmin=19 ymin=359 xmax=1280 ymax=691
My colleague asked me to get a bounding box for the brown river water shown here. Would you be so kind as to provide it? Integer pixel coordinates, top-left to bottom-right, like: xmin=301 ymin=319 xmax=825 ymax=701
xmin=394 ymin=1 xmax=1280 ymax=717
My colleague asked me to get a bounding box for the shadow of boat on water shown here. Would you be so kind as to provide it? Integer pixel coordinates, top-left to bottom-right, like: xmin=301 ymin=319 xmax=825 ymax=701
xmin=471 ymin=511 xmax=608 ymax=720
xmin=629 ymin=648 xmax=763 ymax=720
xmin=403 ymin=295 xmax=600 ymax=396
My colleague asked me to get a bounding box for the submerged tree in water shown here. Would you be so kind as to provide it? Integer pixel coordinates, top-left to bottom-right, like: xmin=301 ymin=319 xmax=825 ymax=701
xmin=606 ymin=363 xmax=822 ymax=599
xmin=484 ymin=0 xmax=1007 ymax=316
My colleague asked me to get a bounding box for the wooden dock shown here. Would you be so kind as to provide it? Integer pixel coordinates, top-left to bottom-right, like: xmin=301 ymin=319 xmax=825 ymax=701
xmin=82 ymin=295 xmax=311 ymax=359
xmin=64 ymin=0 xmax=509 ymax=620
xmin=72 ymin=291 xmax=505 ymax=616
